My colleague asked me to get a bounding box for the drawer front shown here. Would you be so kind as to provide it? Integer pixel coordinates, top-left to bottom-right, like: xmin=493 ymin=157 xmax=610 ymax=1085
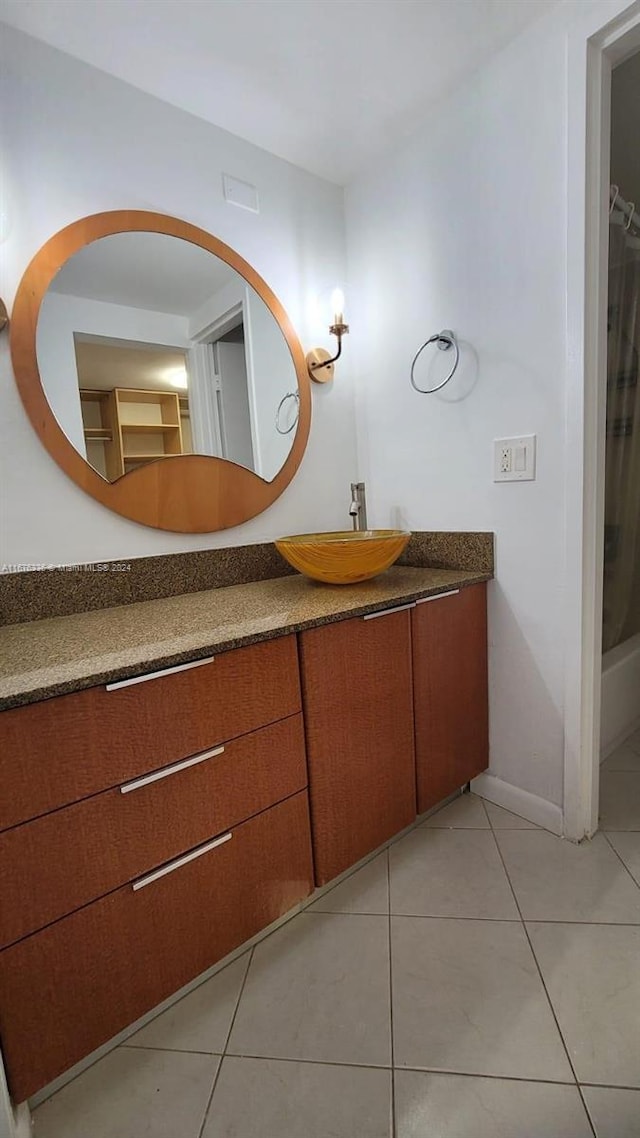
xmin=0 ymin=634 xmax=301 ymax=831
xmin=0 ymin=714 xmax=307 ymax=949
xmin=0 ymin=790 xmax=313 ymax=1102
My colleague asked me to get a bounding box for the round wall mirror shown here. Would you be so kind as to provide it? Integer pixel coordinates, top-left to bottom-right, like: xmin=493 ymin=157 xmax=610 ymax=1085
xmin=10 ymin=211 xmax=311 ymax=533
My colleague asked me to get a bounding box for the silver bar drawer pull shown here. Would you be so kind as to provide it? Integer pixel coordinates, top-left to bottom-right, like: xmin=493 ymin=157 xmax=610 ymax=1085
xmin=415 ymin=589 xmax=460 ymax=605
xmin=120 ymin=746 xmax=225 ymax=795
xmin=363 ymin=602 xmax=416 ymax=621
xmin=106 ymin=655 xmax=216 ymax=691
xmin=133 ymin=832 xmax=232 ymax=892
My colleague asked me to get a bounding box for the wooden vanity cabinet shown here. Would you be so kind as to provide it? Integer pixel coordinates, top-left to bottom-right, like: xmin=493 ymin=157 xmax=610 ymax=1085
xmin=412 ymin=583 xmax=489 ymax=812
xmin=0 ymin=586 xmax=490 ymax=1103
xmin=299 ymin=607 xmax=417 ymax=885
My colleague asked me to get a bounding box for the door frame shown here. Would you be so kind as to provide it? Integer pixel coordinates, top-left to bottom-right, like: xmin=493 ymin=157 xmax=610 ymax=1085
xmin=192 ymin=293 xmax=263 ymax=476
xmin=563 ymin=0 xmax=640 ymax=842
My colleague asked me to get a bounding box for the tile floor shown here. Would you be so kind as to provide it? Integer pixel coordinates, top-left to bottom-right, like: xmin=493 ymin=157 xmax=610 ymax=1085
xmin=33 ymin=734 xmax=640 ymax=1137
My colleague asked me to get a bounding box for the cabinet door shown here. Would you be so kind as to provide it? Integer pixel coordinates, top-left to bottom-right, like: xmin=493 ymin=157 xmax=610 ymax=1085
xmin=412 ymin=583 xmax=488 ymax=813
xmin=299 ymin=608 xmax=416 ymax=885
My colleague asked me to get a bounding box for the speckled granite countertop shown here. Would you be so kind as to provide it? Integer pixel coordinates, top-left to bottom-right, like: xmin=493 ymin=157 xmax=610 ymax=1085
xmin=0 ymin=566 xmax=490 ymax=711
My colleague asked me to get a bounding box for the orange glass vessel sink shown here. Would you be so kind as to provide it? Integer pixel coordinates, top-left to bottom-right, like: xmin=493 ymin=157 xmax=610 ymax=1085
xmin=275 ymin=530 xmax=411 ymax=585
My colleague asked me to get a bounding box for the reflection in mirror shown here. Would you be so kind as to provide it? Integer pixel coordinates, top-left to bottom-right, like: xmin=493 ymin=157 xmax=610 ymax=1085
xmin=36 ymin=232 xmax=300 ymax=483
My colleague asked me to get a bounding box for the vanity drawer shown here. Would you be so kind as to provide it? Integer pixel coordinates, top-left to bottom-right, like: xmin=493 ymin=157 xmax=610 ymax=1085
xmin=0 ymin=714 xmax=307 ymax=948
xmin=0 ymin=789 xmax=313 ymax=1102
xmin=0 ymin=634 xmax=301 ymax=831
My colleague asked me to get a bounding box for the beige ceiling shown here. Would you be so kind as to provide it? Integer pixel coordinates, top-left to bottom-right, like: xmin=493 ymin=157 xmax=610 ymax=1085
xmin=74 ymin=337 xmax=187 ymax=393
xmin=0 ymin=0 xmax=560 ymax=183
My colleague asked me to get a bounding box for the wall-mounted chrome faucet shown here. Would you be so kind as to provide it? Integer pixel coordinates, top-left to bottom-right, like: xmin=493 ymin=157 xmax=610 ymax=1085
xmin=349 ymin=482 xmax=368 ymax=532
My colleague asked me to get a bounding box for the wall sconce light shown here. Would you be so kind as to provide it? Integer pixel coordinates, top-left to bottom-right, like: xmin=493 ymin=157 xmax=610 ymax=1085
xmin=306 ymin=288 xmax=349 ymax=383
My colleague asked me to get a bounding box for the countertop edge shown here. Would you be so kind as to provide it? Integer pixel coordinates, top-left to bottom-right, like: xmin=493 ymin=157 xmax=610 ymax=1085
xmin=0 ymin=571 xmax=492 ymax=711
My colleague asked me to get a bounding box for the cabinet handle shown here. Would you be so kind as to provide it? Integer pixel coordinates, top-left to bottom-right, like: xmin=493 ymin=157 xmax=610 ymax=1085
xmin=119 ymin=745 xmax=225 ymax=795
xmin=105 ymin=655 xmax=216 ymax=691
xmin=415 ymin=589 xmax=460 ymax=604
xmin=363 ymin=602 xmax=416 ymax=621
xmin=132 ymin=832 xmax=232 ymax=892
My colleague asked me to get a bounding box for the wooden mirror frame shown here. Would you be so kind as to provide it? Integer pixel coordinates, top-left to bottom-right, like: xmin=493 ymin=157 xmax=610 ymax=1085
xmin=10 ymin=210 xmax=311 ymax=533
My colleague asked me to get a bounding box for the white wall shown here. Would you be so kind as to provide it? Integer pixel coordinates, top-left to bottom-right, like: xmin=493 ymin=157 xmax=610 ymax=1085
xmin=0 ymin=25 xmax=355 ymax=564
xmin=345 ymin=0 xmax=632 ymax=812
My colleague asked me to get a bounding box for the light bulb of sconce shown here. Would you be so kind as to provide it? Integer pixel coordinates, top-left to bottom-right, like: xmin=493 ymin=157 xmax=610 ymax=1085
xmin=330 ymin=288 xmax=345 ymax=326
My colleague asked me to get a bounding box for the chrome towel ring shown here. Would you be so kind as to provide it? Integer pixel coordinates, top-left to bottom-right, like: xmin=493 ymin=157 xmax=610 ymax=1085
xmin=410 ymin=329 xmax=459 ymax=394
xmin=275 ymin=390 xmax=300 ymax=434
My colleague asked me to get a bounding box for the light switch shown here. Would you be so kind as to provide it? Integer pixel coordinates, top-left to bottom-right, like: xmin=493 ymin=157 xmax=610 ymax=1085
xmin=493 ymin=436 xmax=536 ymax=482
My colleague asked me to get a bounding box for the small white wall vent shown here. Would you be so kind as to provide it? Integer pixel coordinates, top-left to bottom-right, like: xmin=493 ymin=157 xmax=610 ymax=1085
xmin=222 ymin=174 xmax=259 ymax=213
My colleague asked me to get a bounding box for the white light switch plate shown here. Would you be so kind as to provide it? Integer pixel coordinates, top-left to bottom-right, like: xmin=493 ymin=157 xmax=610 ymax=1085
xmin=493 ymin=435 xmax=536 ymax=482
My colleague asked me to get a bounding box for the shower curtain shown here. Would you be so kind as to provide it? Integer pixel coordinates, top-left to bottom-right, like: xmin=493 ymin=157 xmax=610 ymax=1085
xmin=603 ymin=204 xmax=640 ymax=651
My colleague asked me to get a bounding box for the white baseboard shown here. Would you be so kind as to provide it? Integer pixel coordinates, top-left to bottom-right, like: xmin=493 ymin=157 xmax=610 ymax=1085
xmin=600 ymin=712 xmax=640 ymax=762
xmin=601 ymin=634 xmax=640 ymax=757
xmin=470 ymin=772 xmax=564 ymax=836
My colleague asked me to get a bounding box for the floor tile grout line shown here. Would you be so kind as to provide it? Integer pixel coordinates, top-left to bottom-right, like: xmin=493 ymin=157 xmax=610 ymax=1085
xmin=311 ymin=910 xmax=519 ymax=921
xmin=386 ymin=847 xmax=396 ymax=1138
xmin=314 ymin=910 xmax=640 ymax=925
xmin=221 ymin=946 xmax=255 ymax=1057
xmin=490 ymin=831 xmax=597 ymax=1137
xmin=478 ymin=794 xmax=492 ymax=829
xmin=194 ymin=1047 xmax=591 ymax=1085
xmin=579 ymin=1080 xmax=640 ymax=1091
xmin=601 ymin=830 xmax=640 ymax=892
xmin=118 ymin=948 xmax=254 ymax=1056
xmin=113 ymin=1040 xmax=640 ymax=1091
xmin=577 ymin=1091 xmax=599 ymax=1136
xmin=223 ymin=1051 xmax=392 ymax=1070
xmin=195 ymin=1057 xmax=224 ymax=1138
xmin=393 ymin=1065 xmax=588 ymax=1086
xmin=484 ymin=823 xmax=525 ymax=931
xmin=121 ymin=1043 xmax=224 ymax=1057
xmin=490 ymin=830 xmax=571 ymax=1041
xmin=197 ymin=946 xmax=255 ymax=1138
xmin=420 ymin=825 xmax=493 ymax=830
